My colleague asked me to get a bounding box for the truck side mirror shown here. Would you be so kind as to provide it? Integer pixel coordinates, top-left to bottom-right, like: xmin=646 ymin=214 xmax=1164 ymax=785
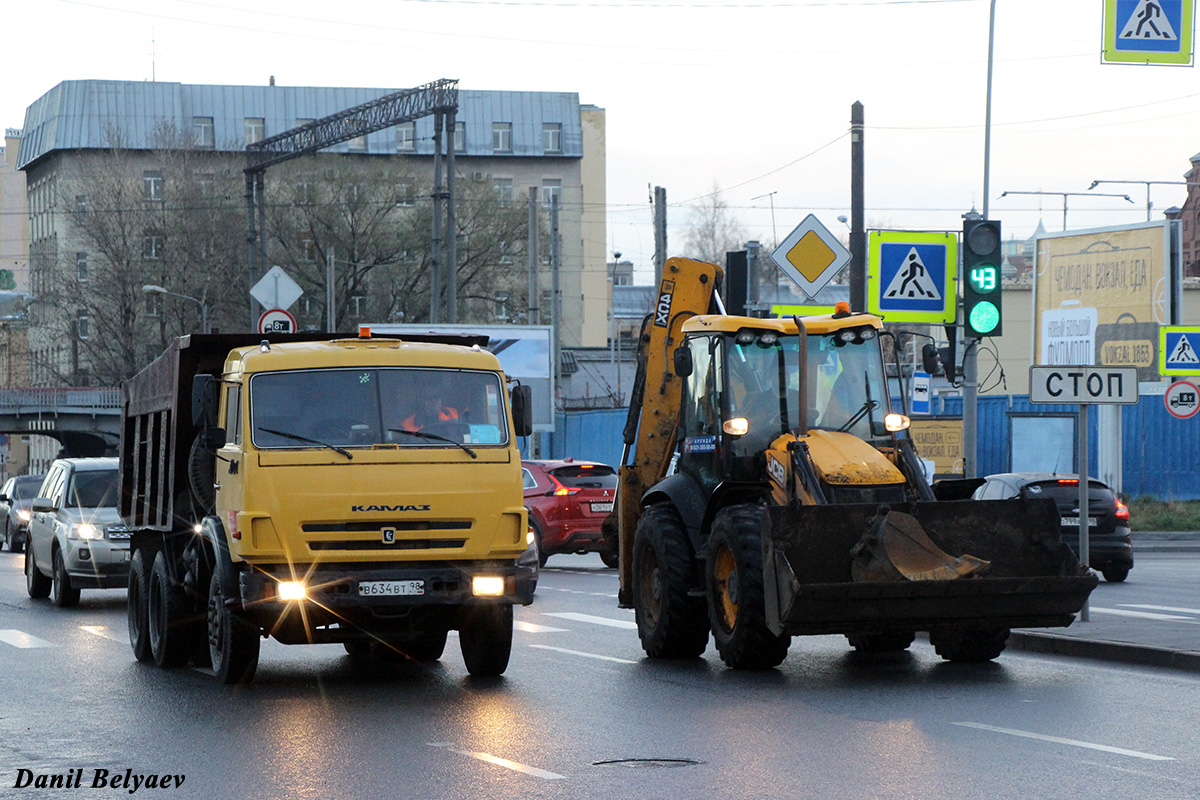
xmin=510 ymin=385 xmax=533 ymax=437
xmin=673 ymin=346 xmax=693 ymax=378
xmin=192 ymin=374 xmax=219 ymax=428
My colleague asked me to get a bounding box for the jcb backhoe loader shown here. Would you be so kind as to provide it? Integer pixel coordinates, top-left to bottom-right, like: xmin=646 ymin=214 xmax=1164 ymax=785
xmin=610 ymin=257 xmax=1096 ymax=668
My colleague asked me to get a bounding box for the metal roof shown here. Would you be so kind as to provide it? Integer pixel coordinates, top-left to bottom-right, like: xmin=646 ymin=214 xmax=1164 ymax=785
xmin=18 ymin=80 xmax=585 ymax=170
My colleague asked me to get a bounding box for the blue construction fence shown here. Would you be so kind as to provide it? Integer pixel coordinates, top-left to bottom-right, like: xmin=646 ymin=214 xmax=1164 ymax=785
xmin=536 ymin=394 xmax=1200 ymax=501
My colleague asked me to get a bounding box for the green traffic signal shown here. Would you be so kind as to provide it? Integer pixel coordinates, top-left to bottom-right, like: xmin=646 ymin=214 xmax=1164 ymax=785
xmin=962 ymin=219 xmax=1002 ymax=337
xmin=968 ymin=299 xmax=1000 ymax=334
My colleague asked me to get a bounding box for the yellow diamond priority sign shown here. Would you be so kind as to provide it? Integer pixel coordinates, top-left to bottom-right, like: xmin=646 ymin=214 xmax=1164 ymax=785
xmin=770 ymin=214 xmax=852 ymax=300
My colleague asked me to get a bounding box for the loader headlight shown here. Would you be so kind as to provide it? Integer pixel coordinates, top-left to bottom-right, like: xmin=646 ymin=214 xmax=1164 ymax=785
xmin=723 ymin=417 xmax=750 ymax=436
xmin=884 ymin=413 xmax=910 ymax=432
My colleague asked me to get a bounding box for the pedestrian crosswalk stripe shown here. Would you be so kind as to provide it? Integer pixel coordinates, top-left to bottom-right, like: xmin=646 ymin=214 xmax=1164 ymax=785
xmin=882 ymin=247 xmax=942 ymax=301
xmin=80 ymin=625 xmax=127 ymax=642
xmin=1121 ymin=0 xmax=1178 ymax=40
xmin=541 ymin=612 xmax=638 ymax=629
xmin=0 ymin=629 xmax=57 ymax=648
xmin=514 ymin=621 xmax=569 ymax=633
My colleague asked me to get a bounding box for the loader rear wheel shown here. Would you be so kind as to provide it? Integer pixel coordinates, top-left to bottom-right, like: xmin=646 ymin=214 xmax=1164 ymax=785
xmin=706 ymin=505 xmax=791 ymax=670
xmin=930 ymin=627 xmax=1010 ymax=663
xmin=846 ymin=631 xmax=916 ymax=654
xmin=633 ymin=503 xmax=708 ymax=659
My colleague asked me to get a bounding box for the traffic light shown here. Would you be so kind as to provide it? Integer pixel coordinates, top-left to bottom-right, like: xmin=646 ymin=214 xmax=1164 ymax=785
xmin=962 ymin=218 xmax=1002 ymax=337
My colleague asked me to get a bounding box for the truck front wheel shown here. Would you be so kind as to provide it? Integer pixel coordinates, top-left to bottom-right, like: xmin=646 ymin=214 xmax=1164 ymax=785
xmin=632 ymin=503 xmax=708 ymax=659
xmin=459 ymin=603 xmax=512 ymax=677
xmin=207 ymin=571 xmax=260 ymax=684
xmin=706 ymin=505 xmax=791 ymax=670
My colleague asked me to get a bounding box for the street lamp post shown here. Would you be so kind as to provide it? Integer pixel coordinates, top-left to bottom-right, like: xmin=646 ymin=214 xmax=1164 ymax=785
xmin=1000 ymin=190 xmax=1133 ymax=231
xmin=1089 ymin=179 xmax=1200 ymax=221
xmin=142 ymin=284 xmax=209 ymax=334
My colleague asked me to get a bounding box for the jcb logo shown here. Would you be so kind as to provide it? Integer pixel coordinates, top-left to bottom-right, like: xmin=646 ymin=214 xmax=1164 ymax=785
xmin=654 ymin=281 xmax=676 ymax=327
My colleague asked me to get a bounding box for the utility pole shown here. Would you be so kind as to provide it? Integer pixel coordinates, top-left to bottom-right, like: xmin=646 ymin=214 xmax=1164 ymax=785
xmin=849 ymin=102 xmax=865 ymax=312
xmin=326 ymin=247 xmax=335 ymax=332
xmin=446 ymin=110 xmax=458 ymax=324
xmin=431 ymin=112 xmax=443 ymax=324
xmin=527 ymin=187 xmax=540 ymax=325
xmin=551 ymin=195 xmax=561 ymax=389
xmin=653 ymin=186 xmax=667 ymax=286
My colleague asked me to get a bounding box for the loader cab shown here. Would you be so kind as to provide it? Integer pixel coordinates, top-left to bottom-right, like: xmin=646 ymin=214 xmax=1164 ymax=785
xmin=674 ymin=317 xmax=895 ymax=495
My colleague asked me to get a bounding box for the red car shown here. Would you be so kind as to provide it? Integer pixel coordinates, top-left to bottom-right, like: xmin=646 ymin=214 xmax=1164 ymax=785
xmin=522 ymin=459 xmax=618 ymax=567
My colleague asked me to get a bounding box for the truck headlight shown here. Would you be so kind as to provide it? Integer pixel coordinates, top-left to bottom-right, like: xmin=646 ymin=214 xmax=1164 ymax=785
xmin=277 ymin=581 xmax=307 ymax=601
xmin=472 ymin=576 xmax=505 ymax=597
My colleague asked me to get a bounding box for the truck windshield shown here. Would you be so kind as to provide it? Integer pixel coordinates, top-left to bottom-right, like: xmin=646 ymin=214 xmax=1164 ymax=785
xmin=249 ymin=368 xmax=509 ymax=450
xmin=724 ymin=327 xmax=891 ymax=457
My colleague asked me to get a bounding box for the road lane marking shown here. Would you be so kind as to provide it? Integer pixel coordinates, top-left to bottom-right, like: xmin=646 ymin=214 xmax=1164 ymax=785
xmin=952 ymin=723 xmax=1174 ymax=761
xmin=1120 ymin=604 xmax=1200 ymax=616
xmin=1090 ymin=607 xmax=1192 ymax=621
xmin=530 ymin=644 xmax=637 ymax=664
xmin=80 ymin=625 xmax=126 ymax=643
xmin=427 ymin=743 xmax=565 ymax=779
xmin=0 ymin=629 xmax=57 ymax=648
xmin=541 ymin=612 xmax=637 ymax=629
xmin=514 ymin=621 xmax=568 ymax=633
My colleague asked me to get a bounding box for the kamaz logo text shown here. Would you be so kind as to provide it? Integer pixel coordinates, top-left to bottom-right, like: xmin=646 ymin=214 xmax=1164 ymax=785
xmin=352 ymin=504 xmax=431 ymax=512
xmin=654 ymin=280 xmax=676 ymax=327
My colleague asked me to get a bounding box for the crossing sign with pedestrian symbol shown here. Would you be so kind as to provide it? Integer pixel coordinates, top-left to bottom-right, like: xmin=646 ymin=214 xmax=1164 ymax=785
xmin=868 ymin=230 xmax=957 ymax=323
xmin=1102 ymin=0 xmax=1194 ymax=65
xmin=1161 ymin=325 xmax=1200 ymax=375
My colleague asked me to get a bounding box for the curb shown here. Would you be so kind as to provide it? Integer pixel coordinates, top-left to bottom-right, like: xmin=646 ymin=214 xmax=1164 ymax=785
xmin=1008 ymin=631 xmax=1200 ymax=674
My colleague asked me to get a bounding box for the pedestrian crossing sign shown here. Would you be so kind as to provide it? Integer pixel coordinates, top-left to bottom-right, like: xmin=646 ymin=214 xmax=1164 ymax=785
xmin=1161 ymin=325 xmax=1200 ymax=374
xmin=868 ymin=230 xmax=957 ymax=323
xmin=1103 ymin=0 xmax=1194 ymax=65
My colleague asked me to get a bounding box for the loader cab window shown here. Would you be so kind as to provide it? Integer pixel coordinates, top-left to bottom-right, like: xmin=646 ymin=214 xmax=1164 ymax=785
xmin=724 ymin=333 xmax=796 ymax=461
xmin=808 ymin=330 xmax=890 ymax=439
xmin=677 ymin=335 xmax=723 ymax=492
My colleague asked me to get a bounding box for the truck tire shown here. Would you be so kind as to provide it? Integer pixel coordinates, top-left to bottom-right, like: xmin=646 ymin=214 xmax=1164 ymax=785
xmin=25 ymin=545 xmax=51 ymax=599
xmin=930 ymin=627 xmax=1010 ymax=663
xmin=706 ymin=504 xmax=791 ymax=670
xmin=375 ymin=632 xmax=449 ymax=663
xmin=127 ymin=549 xmax=152 ymax=662
xmin=600 ymin=549 xmax=620 ymax=569
xmin=846 ymin=631 xmax=916 ymax=654
xmin=632 ymin=503 xmax=709 ymax=659
xmin=148 ymin=551 xmax=192 ymax=668
xmin=459 ymin=603 xmax=513 ymax=677
xmin=207 ymin=570 xmax=260 ymax=684
xmin=52 ymin=548 xmax=81 ymax=608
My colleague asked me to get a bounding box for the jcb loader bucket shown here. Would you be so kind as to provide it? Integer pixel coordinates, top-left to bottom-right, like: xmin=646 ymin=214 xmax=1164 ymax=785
xmin=761 ymin=497 xmax=1098 ymax=637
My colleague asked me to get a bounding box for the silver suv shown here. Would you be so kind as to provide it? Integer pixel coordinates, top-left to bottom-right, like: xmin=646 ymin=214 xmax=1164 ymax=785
xmin=25 ymin=457 xmax=130 ymax=607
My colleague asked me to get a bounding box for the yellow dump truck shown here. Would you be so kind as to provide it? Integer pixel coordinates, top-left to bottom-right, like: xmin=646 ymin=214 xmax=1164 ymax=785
xmin=121 ymin=329 xmax=536 ymax=682
xmin=612 ymin=257 xmax=1096 ymax=668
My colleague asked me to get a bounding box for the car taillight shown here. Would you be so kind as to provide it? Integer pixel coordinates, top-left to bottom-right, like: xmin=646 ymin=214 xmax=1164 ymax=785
xmin=1056 ymin=479 xmax=1079 ymax=485
xmin=549 ymin=474 xmax=580 ymax=496
xmin=1115 ymin=500 xmax=1130 ymax=520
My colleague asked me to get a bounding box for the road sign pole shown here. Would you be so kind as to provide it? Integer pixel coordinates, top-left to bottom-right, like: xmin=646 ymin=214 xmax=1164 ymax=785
xmin=850 ymin=101 xmax=865 ymax=312
xmin=1078 ymin=402 xmax=1090 ymax=622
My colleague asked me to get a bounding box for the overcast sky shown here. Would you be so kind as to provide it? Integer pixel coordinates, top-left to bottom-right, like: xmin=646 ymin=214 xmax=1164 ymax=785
xmin=7 ymin=0 xmax=1199 ymax=277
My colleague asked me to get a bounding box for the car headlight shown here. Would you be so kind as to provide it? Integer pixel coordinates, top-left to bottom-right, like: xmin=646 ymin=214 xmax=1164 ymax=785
xmin=68 ymin=523 xmax=103 ymax=540
xmin=16 ymin=509 xmax=31 ymax=522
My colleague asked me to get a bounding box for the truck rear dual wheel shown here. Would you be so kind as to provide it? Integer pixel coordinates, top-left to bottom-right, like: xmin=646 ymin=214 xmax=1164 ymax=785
xmin=127 ymin=550 xmax=152 ymax=662
xmin=148 ymin=551 xmax=193 ymax=668
xmin=706 ymin=505 xmax=791 ymax=670
xmin=632 ymin=504 xmax=709 ymax=659
xmin=207 ymin=571 xmax=260 ymax=684
xmin=459 ymin=603 xmax=513 ymax=677
xmin=930 ymin=627 xmax=1010 ymax=663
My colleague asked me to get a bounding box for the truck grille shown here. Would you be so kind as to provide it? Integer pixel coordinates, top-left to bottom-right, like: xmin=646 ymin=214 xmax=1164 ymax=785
xmin=302 ymin=521 xmax=471 ymax=533
xmin=309 ymin=539 xmax=466 ymax=551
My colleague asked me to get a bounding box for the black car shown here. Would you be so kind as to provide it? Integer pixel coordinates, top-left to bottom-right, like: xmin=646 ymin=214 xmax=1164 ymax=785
xmin=972 ymin=472 xmax=1133 ymax=582
xmin=0 ymin=474 xmax=46 ymax=553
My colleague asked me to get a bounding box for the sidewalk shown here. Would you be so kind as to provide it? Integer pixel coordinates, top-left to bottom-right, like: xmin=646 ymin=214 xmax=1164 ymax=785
xmin=1009 ymin=531 xmax=1200 ymax=673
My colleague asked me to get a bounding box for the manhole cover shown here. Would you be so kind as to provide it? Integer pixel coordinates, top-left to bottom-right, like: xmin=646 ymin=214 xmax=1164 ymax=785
xmin=593 ymin=758 xmax=702 ymax=769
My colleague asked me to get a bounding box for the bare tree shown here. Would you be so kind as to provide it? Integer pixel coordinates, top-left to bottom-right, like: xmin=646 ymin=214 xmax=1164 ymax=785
xmin=681 ymin=183 xmax=749 ymax=264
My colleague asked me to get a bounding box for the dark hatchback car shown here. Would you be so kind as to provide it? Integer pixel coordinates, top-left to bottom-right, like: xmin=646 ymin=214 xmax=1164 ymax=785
xmin=523 ymin=459 xmax=618 ymax=567
xmin=972 ymin=472 xmax=1134 ymax=582
xmin=0 ymin=474 xmax=46 ymax=553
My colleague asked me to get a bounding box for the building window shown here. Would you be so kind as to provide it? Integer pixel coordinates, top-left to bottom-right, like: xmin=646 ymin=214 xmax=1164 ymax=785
xmin=301 ymin=236 xmax=316 ymax=262
xmin=195 ymin=173 xmax=214 ymax=196
xmin=145 ymin=294 xmax=160 ymax=317
xmin=396 ymin=180 xmax=415 ymax=207
xmin=492 ymin=122 xmax=512 ymax=153
xmin=543 ymin=123 xmax=562 ymax=154
xmin=297 ymin=118 xmax=314 ymax=128
xmin=397 ymin=122 xmax=415 ymax=151
xmin=541 ymin=178 xmax=562 ymax=208
xmin=143 ymin=234 xmax=164 ymax=260
xmin=193 ymin=116 xmax=215 ymax=148
xmin=76 ymin=253 xmax=88 ymax=282
xmin=348 ymin=133 xmax=367 ymax=152
xmin=493 ymin=177 xmax=513 ymax=206
xmin=143 ymin=171 xmax=163 ymax=201
xmin=245 ymin=117 xmax=265 ymax=144
xmin=454 ymin=121 xmax=465 ymax=152
xmin=494 ymin=292 xmax=510 ymax=320
xmin=76 ymin=313 xmax=90 ymax=341
xmin=75 ymin=195 xmax=87 ymax=213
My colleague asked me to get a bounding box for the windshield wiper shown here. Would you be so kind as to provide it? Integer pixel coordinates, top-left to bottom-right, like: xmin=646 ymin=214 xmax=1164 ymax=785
xmin=258 ymin=427 xmax=354 ymax=460
xmin=387 ymin=428 xmax=478 ymax=459
xmin=837 ymin=400 xmax=879 ymax=433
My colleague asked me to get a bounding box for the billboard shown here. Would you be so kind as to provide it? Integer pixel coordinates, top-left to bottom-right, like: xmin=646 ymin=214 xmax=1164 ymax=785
xmin=1033 ymin=222 xmax=1176 ymax=382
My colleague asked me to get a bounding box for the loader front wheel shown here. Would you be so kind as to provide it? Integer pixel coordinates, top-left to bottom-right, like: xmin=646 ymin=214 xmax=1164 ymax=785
xmin=706 ymin=505 xmax=791 ymax=670
xmin=930 ymin=627 xmax=1010 ymax=663
xmin=633 ymin=503 xmax=708 ymax=659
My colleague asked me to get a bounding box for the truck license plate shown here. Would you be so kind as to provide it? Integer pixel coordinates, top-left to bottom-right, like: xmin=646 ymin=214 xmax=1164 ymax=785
xmin=590 ymin=502 xmax=614 ymax=513
xmin=1060 ymin=516 xmax=1097 ymax=527
xmin=359 ymin=580 xmax=425 ymax=597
